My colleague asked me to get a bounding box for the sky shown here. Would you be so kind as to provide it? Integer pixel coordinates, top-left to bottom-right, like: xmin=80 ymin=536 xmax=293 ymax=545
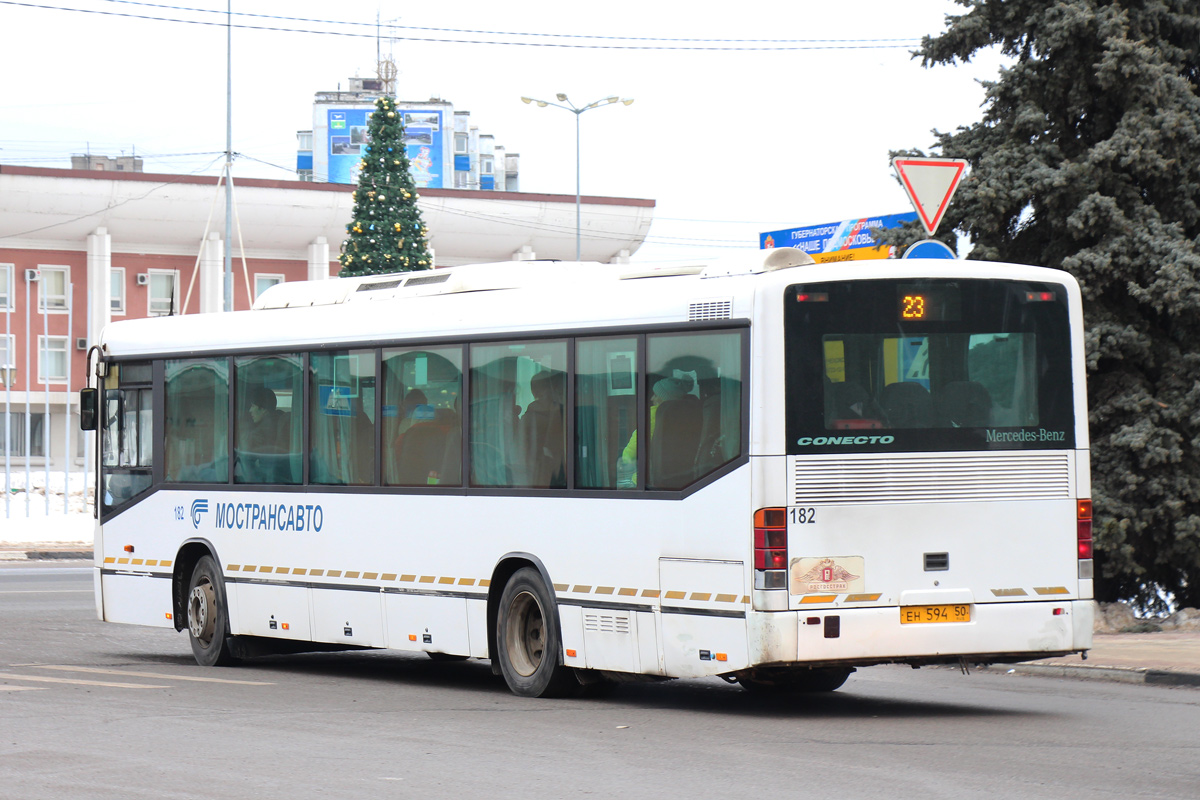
xmin=0 ymin=0 xmax=1007 ymax=262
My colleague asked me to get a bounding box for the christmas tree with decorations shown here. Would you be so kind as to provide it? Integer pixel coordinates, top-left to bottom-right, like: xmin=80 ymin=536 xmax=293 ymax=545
xmin=338 ymin=96 xmax=432 ymax=275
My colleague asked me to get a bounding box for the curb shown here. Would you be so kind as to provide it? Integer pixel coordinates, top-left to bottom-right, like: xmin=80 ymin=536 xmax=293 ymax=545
xmin=0 ymin=549 xmax=93 ymax=562
xmin=983 ymin=663 xmax=1200 ymax=688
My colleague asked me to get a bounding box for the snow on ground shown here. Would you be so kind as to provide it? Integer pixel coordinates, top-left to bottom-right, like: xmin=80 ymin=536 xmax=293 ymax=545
xmin=1 ymin=469 xmax=95 ymax=547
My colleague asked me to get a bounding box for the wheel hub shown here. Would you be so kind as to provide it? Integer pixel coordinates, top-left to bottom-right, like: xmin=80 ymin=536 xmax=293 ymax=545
xmin=188 ymin=579 xmax=217 ymax=643
xmin=505 ymin=590 xmax=545 ymax=677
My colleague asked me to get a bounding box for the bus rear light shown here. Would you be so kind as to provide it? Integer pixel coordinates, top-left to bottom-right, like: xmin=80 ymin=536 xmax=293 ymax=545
xmin=755 ymin=550 xmax=788 ymax=570
xmin=1025 ymin=291 xmax=1057 ymax=302
xmin=795 ymin=292 xmax=829 ymax=303
xmin=754 ymin=508 xmax=788 ymax=588
xmin=1053 ymin=607 xmax=1066 ymax=616
xmin=1077 ymin=499 xmax=1093 ymax=559
xmin=1078 ymin=535 xmax=1093 ymax=560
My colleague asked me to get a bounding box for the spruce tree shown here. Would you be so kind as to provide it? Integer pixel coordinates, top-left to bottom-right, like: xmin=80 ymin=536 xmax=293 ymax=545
xmin=338 ymin=96 xmax=432 ymax=275
xmin=893 ymin=1 xmax=1200 ymax=609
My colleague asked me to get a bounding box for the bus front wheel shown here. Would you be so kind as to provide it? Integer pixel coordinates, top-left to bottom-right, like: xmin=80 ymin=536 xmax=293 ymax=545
xmin=496 ymin=567 xmax=576 ymax=697
xmin=186 ymin=555 xmax=238 ymax=667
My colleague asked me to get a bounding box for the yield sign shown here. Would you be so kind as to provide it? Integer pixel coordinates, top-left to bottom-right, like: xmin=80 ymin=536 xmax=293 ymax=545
xmin=891 ymin=157 xmax=968 ymax=236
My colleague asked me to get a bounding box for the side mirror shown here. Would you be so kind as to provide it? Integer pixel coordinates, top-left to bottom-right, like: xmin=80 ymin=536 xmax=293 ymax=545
xmin=79 ymin=387 xmax=98 ymax=431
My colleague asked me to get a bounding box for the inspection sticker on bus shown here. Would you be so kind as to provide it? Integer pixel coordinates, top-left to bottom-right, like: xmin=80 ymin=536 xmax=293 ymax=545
xmin=791 ymin=557 xmax=865 ymax=595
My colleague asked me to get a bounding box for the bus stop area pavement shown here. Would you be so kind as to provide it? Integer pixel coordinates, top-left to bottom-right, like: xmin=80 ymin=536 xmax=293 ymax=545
xmin=982 ymin=632 xmax=1200 ymax=688
xmin=3 ymin=517 xmax=1199 ymax=689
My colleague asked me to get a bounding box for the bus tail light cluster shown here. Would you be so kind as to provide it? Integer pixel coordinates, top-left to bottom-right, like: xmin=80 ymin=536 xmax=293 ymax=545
xmin=1078 ymin=499 xmax=1094 ymax=579
xmin=754 ymin=508 xmax=788 ymax=590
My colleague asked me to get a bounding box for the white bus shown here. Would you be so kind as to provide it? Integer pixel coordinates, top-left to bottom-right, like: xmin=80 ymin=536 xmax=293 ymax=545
xmin=82 ymin=248 xmax=1094 ymax=696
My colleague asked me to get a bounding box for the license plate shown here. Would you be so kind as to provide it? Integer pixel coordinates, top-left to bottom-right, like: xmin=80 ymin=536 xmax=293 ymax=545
xmin=900 ymin=604 xmax=971 ymax=624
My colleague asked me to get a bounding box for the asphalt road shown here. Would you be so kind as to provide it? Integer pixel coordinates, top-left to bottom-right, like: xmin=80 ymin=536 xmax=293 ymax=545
xmin=3 ymin=562 xmax=1198 ymax=800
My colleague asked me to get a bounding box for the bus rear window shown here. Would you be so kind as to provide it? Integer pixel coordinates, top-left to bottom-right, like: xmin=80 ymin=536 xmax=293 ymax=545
xmin=822 ymin=332 xmax=1039 ymax=430
xmin=787 ymin=278 xmax=1074 ymax=454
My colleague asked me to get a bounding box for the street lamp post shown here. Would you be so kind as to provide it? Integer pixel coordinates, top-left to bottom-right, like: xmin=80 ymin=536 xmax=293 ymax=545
xmin=521 ymin=94 xmax=634 ymax=262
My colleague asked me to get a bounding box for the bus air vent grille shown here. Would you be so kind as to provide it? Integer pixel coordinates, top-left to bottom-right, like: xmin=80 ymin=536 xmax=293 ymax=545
xmin=584 ymin=612 xmax=631 ymax=635
xmin=404 ymin=273 xmax=451 ymax=287
xmin=689 ymin=299 xmax=732 ymax=321
xmin=356 ymin=279 xmax=403 ymax=292
xmin=791 ymin=452 xmax=1072 ymax=506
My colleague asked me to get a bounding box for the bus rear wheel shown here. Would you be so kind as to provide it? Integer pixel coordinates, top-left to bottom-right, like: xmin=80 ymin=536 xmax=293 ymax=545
xmin=496 ymin=567 xmax=576 ymax=697
xmin=186 ymin=555 xmax=237 ymax=667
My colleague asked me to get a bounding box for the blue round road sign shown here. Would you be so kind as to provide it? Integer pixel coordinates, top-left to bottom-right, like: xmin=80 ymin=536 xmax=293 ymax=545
xmin=903 ymin=239 xmax=956 ymax=259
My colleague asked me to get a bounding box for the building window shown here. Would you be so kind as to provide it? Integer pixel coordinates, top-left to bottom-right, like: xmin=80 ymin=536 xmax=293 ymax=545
xmin=1 ymin=333 xmax=14 ymax=386
xmin=111 ymin=267 xmax=126 ymax=315
xmin=148 ymin=269 xmax=179 ymax=316
xmin=1 ymin=412 xmax=47 ymax=457
xmin=481 ymin=156 xmax=494 ymax=175
xmin=455 ymin=133 xmax=468 ymax=154
xmin=38 ymin=266 xmax=69 ymax=312
xmin=0 ymin=263 xmax=13 ymax=310
xmin=38 ymin=336 xmax=69 ymax=384
xmin=255 ymin=274 xmax=284 ymax=300
xmin=454 ymin=172 xmax=469 ymax=188
xmin=297 ymin=131 xmax=313 ymax=151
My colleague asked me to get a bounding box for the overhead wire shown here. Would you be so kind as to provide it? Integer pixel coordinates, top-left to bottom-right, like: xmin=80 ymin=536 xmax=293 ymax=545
xmin=1 ymin=1 xmax=923 ymax=50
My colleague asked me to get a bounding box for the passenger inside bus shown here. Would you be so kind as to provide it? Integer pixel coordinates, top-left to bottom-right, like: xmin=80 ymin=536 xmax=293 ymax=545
xmin=521 ymin=370 xmax=566 ymax=488
xmin=246 ymin=386 xmax=285 ymax=452
xmin=619 ymin=376 xmax=699 ymax=488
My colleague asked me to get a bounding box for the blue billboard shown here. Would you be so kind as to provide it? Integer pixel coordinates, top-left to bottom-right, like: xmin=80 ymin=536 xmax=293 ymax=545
xmin=327 ymin=107 xmax=444 ymax=188
xmin=760 ymin=212 xmax=917 ymax=255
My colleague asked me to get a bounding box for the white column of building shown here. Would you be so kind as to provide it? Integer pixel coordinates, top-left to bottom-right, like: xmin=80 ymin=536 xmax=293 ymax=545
xmin=86 ymin=227 xmax=112 ymax=346
xmin=84 ymin=227 xmax=112 ymax=514
xmin=307 ymin=236 xmax=331 ymax=281
xmin=199 ymin=233 xmax=224 ymax=313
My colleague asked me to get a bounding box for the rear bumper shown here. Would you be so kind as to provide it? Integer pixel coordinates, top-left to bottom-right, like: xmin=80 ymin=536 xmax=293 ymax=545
xmin=746 ymin=599 xmax=1093 ymax=669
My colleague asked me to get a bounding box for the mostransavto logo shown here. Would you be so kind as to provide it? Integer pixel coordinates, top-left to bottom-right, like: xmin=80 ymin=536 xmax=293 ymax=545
xmin=190 ymin=499 xmax=208 ymax=529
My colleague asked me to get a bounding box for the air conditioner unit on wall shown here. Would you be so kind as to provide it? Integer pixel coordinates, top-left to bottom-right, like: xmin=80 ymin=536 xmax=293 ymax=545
xmin=76 ymin=338 xmax=88 ymax=351
xmin=136 ymin=273 xmax=149 ymax=286
xmin=25 ymin=269 xmax=40 ymax=282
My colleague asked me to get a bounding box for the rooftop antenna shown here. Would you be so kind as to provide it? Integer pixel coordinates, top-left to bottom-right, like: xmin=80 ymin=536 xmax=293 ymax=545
xmin=379 ymin=16 xmax=401 ymax=95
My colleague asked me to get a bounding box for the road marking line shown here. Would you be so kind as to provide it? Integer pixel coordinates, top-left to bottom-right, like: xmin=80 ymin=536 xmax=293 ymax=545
xmin=0 ymin=674 xmax=169 ymax=689
xmin=0 ymin=685 xmax=44 ymax=692
xmin=35 ymin=665 xmax=274 ymax=685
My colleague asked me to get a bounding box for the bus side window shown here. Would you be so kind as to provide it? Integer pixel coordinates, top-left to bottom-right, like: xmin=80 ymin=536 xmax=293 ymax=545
xmin=469 ymin=341 xmax=566 ymax=489
xmin=310 ymin=350 xmax=376 ymax=486
xmin=646 ymin=331 xmax=743 ymax=491
xmin=100 ymin=363 xmax=153 ymax=513
xmin=234 ymin=354 xmax=302 ymax=485
xmin=165 ymin=357 xmax=230 ymax=483
xmin=576 ymin=337 xmax=638 ymax=490
xmin=383 ymin=346 xmax=463 ymax=487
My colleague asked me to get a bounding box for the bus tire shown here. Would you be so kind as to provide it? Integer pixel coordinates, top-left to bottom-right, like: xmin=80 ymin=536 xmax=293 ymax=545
xmin=496 ymin=567 xmax=575 ymax=697
xmin=186 ymin=555 xmax=238 ymax=667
